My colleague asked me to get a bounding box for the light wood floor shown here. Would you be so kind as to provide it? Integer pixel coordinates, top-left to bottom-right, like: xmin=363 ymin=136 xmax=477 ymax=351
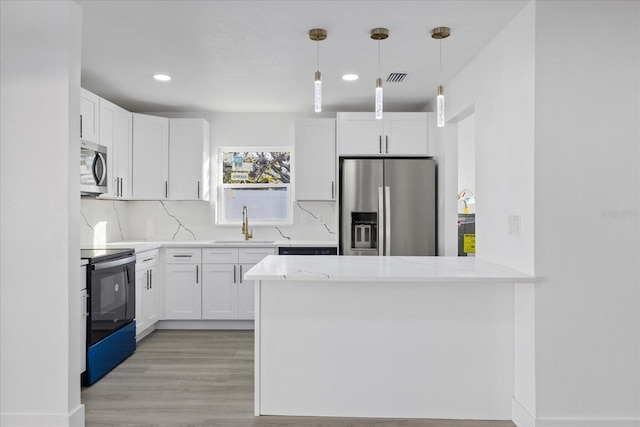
xmin=82 ymin=330 xmax=515 ymax=427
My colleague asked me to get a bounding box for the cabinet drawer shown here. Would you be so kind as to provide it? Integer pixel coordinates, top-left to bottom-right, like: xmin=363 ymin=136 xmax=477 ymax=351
xmin=239 ymin=247 xmax=276 ymax=264
xmin=165 ymin=248 xmax=202 ymax=264
xmin=203 ymin=248 xmax=239 ymax=264
xmin=136 ymin=249 xmax=159 ymax=270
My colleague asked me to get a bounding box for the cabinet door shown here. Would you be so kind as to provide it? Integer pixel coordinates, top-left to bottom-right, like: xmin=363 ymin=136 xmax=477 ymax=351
xmin=144 ymin=266 xmax=158 ymax=326
xmin=164 ymin=264 xmax=201 ymax=319
xmin=99 ymin=99 xmax=132 ymax=198
xmin=114 ymin=108 xmax=133 ymax=199
xmin=238 ymin=263 xmax=256 ymax=320
xmin=80 ymin=88 xmax=100 ymax=143
xmin=384 ymin=113 xmax=428 ymax=156
xmin=132 ymin=113 xmax=169 ymax=199
xmin=337 ymin=113 xmax=384 ymax=155
xmin=169 ymin=118 xmax=210 ymax=201
xmin=237 ymin=248 xmax=274 ymax=320
xmin=135 ymin=269 xmax=147 ymax=332
xmin=201 ymin=264 xmax=238 ymax=320
xmin=295 ymin=119 xmax=336 ymax=200
xmin=99 ymin=98 xmax=117 ymax=197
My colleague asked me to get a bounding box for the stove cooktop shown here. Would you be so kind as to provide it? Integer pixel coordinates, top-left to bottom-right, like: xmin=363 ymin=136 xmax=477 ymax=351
xmin=81 ymin=248 xmax=134 ymax=263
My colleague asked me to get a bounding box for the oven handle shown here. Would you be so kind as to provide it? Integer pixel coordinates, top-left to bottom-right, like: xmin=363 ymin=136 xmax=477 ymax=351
xmin=92 ymin=254 xmax=137 ymax=270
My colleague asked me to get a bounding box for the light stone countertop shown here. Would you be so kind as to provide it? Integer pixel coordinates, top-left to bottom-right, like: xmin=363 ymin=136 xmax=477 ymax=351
xmin=103 ymin=240 xmax=338 ymax=253
xmin=245 ymin=255 xmax=535 ymax=283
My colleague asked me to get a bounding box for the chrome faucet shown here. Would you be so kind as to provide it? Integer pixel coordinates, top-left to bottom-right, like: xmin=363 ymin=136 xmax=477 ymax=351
xmin=241 ymin=205 xmax=253 ymax=240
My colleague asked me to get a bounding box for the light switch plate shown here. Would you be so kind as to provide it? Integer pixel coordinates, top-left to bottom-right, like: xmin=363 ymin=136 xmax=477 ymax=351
xmin=508 ymin=215 xmax=520 ymax=236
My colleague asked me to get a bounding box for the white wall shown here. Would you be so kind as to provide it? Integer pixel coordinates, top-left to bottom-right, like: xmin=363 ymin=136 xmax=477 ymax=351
xmin=446 ymin=2 xmax=535 ymax=274
xmin=533 ymin=1 xmax=640 ymax=423
xmin=1 ymin=1 xmax=84 ymax=426
xmin=81 ymin=112 xmax=338 ymax=244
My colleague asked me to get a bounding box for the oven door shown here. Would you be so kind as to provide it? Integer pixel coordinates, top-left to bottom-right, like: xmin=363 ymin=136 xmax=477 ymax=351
xmin=88 ymin=255 xmax=136 ymax=345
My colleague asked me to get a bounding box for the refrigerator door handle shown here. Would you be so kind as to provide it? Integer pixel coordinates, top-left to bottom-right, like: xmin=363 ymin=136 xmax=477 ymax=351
xmin=384 ymin=186 xmax=391 ymax=256
xmin=378 ymin=186 xmax=384 ymax=256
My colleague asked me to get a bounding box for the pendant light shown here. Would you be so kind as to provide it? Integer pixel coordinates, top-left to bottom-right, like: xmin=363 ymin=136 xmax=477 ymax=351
xmin=309 ymin=28 xmax=327 ymax=113
xmin=431 ymin=27 xmax=451 ymax=127
xmin=370 ymin=28 xmax=389 ymax=120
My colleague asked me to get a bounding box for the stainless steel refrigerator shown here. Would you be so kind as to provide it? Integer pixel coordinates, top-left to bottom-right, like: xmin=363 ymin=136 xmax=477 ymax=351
xmin=339 ymin=158 xmax=437 ymax=256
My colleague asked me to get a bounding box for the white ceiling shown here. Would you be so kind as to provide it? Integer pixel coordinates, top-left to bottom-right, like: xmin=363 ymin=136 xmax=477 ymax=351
xmin=78 ymin=0 xmax=529 ymax=114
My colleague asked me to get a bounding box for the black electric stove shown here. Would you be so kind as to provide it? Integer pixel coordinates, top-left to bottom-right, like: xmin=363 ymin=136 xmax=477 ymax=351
xmin=81 ymin=248 xmax=135 ymax=263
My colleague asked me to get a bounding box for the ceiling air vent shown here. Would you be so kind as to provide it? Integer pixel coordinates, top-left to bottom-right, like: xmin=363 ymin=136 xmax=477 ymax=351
xmin=386 ymin=72 xmax=408 ymax=83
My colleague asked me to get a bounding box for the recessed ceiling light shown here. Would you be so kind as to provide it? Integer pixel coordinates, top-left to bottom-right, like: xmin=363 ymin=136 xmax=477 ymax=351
xmin=153 ymin=74 xmax=171 ymax=81
xmin=342 ymin=74 xmax=359 ymax=81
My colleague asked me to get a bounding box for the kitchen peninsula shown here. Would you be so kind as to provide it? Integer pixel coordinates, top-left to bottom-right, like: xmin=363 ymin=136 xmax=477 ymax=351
xmin=246 ymin=255 xmax=535 ymax=420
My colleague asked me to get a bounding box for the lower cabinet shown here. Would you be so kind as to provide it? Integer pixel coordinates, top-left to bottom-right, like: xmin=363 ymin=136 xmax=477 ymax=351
xmin=135 ymin=249 xmax=160 ymax=337
xmin=164 ymin=248 xmax=202 ymax=320
xmin=202 ymin=247 xmax=275 ymax=320
xmin=163 ymin=247 xmax=275 ymax=321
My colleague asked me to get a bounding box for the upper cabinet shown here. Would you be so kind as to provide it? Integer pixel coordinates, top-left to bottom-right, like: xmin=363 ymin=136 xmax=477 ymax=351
xmin=168 ymin=118 xmax=211 ymax=201
xmin=99 ymin=98 xmax=132 ymax=198
xmin=131 ymin=115 xmax=211 ymax=200
xmin=132 ymin=113 xmax=170 ymax=199
xmin=337 ymin=112 xmax=429 ymax=156
xmin=295 ymin=118 xmax=336 ymax=201
xmin=80 ymin=88 xmax=100 ymax=143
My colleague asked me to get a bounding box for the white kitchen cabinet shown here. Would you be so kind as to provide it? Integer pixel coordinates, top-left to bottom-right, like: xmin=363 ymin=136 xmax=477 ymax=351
xmin=169 ymin=118 xmax=210 ymax=201
xmin=202 ymin=247 xmax=275 ymax=320
xmin=337 ymin=112 xmax=429 ymax=156
xmin=202 ymin=263 xmax=238 ymax=319
xmin=164 ymin=248 xmax=202 ymax=320
xmin=295 ymin=118 xmax=336 ymax=200
xmin=135 ymin=249 xmax=160 ymax=338
xmin=99 ymin=98 xmax=132 ymax=198
xmin=132 ymin=113 xmax=169 ymax=199
xmin=80 ymin=88 xmax=100 ymax=143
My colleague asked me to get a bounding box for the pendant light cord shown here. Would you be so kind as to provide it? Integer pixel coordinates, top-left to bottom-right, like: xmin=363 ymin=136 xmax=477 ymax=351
xmin=439 ymin=39 xmax=442 ymax=84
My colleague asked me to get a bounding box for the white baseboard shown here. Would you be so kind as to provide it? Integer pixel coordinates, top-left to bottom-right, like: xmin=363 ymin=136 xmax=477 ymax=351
xmin=69 ymin=404 xmax=85 ymax=427
xmin=1 ymin=409 xmax=84 ymax=427
xmin=157 ymin=319 xmax=254 ymax=330
xmin=512 ymin=397 xmax=535 ymax=427
xmin=535 ymin=418 xmax=640 ymax=427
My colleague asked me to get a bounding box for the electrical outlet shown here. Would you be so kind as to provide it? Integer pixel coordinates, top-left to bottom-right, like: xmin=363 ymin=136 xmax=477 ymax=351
xmin=508 ymin=215 xmax=520 ymax=236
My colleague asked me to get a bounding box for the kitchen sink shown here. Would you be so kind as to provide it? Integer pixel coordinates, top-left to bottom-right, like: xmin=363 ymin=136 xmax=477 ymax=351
xmin=212 ymin=240 xmax=276 ymax=244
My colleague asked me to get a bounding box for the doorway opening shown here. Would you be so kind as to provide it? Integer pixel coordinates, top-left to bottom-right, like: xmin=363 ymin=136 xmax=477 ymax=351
xmin=457 ymin=113 xmax=476 ymax=256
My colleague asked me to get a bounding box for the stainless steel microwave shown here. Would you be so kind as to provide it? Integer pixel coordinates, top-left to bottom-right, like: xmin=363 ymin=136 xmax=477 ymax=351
xmin=80 ymin=140 xmax=107 ymax=195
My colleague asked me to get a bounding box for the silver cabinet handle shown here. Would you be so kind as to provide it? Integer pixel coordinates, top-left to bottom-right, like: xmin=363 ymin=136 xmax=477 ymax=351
xmin=239 ymin=265 xmax=243 ymax=284
xmin=119 ymin=177 xmax=123 ymax=197
xmin=379 ymin=135 xmax=382 ymax=153
xmin=197 ymin=181 xmax=200 ymax=199
xmin=143 ymin=257 xmax=154 ymax=262
xmin=331 ymin=181 xmax=335 ymax=199
xmin=80 ymin=115 xmax=83 ymax=138
xmin=385 ymin=135 xmax=389 ymax=154
xmin=173 ymin=254 xmax=193 ymax=258
xmin=165 ymin=181 xmax=168 ymax=198
xmin=149 ymin=269 xmax=152 ymax=289
xmin=196 ymin=265 xmax=199 ymax=284
xmin=146 ymin=270 xmax=149 ymax=290
xmin=233 ymin=265 xmax=237 ymax=284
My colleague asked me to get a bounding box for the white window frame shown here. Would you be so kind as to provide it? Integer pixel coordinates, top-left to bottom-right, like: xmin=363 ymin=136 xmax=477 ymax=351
xmin=216 ymin=147 xmax=294 ymax=226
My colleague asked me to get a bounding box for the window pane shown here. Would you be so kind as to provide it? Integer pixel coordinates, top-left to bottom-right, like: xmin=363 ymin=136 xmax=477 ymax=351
xmin=223 ymin=188 xmax=289 ymax=221
xmin=221 ymin=151 xmax=291 ymax=184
